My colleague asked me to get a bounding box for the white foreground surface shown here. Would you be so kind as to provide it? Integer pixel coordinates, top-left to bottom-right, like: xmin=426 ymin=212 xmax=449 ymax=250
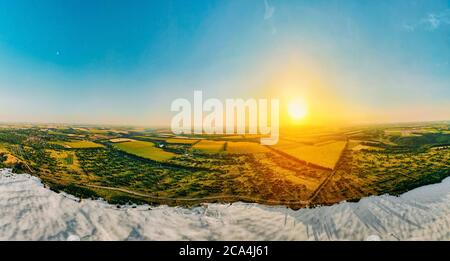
xmin=1 ymin=168 xmax=449 ymax=240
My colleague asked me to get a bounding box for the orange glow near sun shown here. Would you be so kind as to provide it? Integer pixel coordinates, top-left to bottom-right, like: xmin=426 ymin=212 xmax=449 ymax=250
xmin=288 ymin=99 xmax=308 ymax=123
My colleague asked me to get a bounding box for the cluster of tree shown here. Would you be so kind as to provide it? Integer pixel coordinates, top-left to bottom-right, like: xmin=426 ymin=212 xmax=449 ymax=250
xmin=0 ymin=153 xmax=7 ymax=168
xmin=390 ymin=133 xmax=450 ymax=150
xmin=0 ymin=153 xmax=6 ymax=163
xmin=0 ymin=130 xmax=27 ymax=145
xmin=48 ymin=183 xmax=99 ymax=200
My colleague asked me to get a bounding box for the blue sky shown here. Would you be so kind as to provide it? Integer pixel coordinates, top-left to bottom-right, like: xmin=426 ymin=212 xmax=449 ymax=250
xmin=0 ymin=0 xmax=448 ymax=126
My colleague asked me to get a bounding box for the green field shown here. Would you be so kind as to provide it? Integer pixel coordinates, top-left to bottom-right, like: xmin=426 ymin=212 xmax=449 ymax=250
xmin=113 ymin=140 xmax=174 ymax=161
xmin=53 ymin=140 xmax=104 ymax=149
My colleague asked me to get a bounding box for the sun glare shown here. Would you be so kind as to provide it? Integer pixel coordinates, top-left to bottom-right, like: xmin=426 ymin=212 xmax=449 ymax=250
xmin=288 ymin=99 xmax=308 ymax=122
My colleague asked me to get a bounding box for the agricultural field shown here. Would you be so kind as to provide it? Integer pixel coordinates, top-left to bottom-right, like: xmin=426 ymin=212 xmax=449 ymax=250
xmin=272 ymin=140 xmax=347 ymax=169
xmin=47 ymin=150 xmax=82 ymax=173
xmin=52 ymin=140 xmax=104 ymax=149
xmin=109 ymin=138 xmax=135 ymax=143
xmin=113 ymin=140 xmax=175 ymax=162
xmin=165 ymin=138 xmax=199 ymax=145
xmin=192 ymin=140 xmax=226 ymax=153
xmin=226 ymin=141 xmax=269 ymax=154
xmin=312 ymin=138 xmax=450 ymax=205
xmin=219 ymin=135 xmax=245 ymax=140
xmin=0 ymin=122 xmax=448 ymax=209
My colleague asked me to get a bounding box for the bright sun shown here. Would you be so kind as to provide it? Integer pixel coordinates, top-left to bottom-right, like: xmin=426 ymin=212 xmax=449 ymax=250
xmin=288 ymin=99 xmax=308 ymax=122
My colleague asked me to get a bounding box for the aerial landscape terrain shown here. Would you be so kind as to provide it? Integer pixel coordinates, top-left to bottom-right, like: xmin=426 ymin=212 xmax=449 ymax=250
xmin=1 ymin=122 xmax=448 ymax=209
xmin=0 ymin=0 xmax=449 ymax=242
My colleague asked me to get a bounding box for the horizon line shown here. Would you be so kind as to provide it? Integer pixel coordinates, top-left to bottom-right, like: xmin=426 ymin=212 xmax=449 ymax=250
xmin=0 ymin=119 xmax=449 ymax=130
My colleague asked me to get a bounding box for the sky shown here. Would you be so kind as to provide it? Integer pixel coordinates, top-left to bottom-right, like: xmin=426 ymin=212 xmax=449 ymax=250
xmin=0 ymin=0 xmax=448 ymax=126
